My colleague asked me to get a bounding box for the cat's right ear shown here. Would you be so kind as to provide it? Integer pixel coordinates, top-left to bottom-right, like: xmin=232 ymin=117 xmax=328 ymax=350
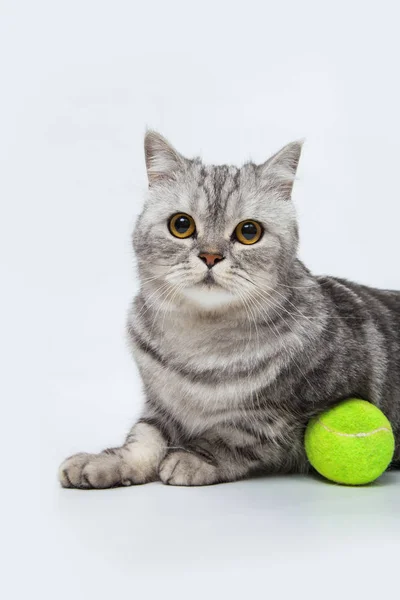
xmin=144 ymin=130 xmax=186 ymax=186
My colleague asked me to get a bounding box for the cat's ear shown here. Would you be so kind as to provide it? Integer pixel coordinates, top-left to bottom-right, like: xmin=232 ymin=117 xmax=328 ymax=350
xmin=259 ymin=140 xmax=304 ymax=199
xmin=144 ymin=130 xmax=187 ymax=186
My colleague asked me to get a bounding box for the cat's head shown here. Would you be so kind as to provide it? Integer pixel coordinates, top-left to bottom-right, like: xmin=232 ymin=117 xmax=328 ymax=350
xmin=133 ymin=131 xmax=302 ymax=312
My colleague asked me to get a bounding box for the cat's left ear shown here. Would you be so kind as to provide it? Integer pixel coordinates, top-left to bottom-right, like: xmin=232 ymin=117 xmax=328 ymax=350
xmin=259 ymin=140 xmax=304 ymax=199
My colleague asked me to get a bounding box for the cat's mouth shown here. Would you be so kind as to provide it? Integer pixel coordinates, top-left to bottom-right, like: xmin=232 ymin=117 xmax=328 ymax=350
xmin=202 ymin=271 xmax=218 ymax=286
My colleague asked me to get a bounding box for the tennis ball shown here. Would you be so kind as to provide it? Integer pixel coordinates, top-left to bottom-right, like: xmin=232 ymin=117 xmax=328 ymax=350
xmin=305 ymin=399 xmax=395 ymax=485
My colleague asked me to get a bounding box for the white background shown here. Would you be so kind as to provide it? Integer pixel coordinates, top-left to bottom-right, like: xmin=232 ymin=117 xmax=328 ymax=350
xmin=1 ymin=1 xmax=400 ymax=598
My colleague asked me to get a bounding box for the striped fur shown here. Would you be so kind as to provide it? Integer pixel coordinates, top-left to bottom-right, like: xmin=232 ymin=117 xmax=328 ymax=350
xmin=59 ymin=131 xmax=400 ymax=488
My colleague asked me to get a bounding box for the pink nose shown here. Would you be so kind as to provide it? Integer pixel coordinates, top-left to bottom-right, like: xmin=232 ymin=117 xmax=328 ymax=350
xmin=199 ymin=253 xmax=224 ymax=269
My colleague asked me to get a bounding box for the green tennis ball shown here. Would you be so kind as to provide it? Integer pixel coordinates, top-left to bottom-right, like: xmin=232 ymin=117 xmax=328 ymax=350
xmin=305 ymin=399 xmax=395 ymax=485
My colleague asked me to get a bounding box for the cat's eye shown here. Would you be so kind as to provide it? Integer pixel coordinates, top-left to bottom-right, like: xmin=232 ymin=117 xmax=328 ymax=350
xmin=169 ymin=213 xmax=196 ymax=239
xmin=234 ymin=220 xmax=263 ymax=245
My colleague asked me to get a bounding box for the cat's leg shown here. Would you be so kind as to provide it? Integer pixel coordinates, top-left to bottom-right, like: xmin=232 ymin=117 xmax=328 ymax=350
xmin=59 ymin=420 xmax=167 ymax=489
xmin=158 ymin=432 xmax=308 ymax=486
xmin=158 ymin=437 xmax=262 ymax=486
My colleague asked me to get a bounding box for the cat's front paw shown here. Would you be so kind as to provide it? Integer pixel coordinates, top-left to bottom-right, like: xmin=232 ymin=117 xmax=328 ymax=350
xmin=159 ymin=451 xmax=218 ymax=486
xmin=59 ymin=452 xmax=133 ymax=489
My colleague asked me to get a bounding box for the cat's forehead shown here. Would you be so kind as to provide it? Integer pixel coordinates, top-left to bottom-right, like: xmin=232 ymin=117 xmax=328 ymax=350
xmin=185 ymin=161 xmax=258 ymax=223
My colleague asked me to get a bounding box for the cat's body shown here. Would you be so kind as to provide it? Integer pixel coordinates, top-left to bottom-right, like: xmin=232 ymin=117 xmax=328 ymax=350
xmin=59 ymin=132 xmax=400 ymax=489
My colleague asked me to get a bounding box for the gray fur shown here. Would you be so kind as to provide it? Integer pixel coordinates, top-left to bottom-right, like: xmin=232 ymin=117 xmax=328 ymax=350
xmin=59 ymin=131 xmax=400 ymax=488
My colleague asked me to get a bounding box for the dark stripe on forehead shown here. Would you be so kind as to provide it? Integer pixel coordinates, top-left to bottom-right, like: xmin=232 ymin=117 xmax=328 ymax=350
xmin=201 ymin=165 xmax=240 ymax=220
xmin=232 ymin=168 xmax=241 ymax=190
xmin=213 ymin=166 xmax=229 ymax=199
xmin=223 ymin=167 xmax=241 ymax=213
xmin=204 ymin=170 xmax=219 ymax=218
xmin=197 ymin=165 xmax=207 ymax=188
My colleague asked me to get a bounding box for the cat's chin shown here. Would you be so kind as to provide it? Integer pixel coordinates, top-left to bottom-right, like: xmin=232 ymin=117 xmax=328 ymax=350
xmin=181 ymin=284 xmax=236 ymax=310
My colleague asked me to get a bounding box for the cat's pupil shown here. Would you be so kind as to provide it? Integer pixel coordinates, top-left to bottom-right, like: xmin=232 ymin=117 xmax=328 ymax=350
xmin=241 ymin=222 xmax=257 ymax=240
xmin=175 ymin=216 xmax=190 ymax=233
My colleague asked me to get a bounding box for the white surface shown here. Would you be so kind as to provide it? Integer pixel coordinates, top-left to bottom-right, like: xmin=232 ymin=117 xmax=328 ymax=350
xmin=2 ymin=1 xmax=400 ymax=598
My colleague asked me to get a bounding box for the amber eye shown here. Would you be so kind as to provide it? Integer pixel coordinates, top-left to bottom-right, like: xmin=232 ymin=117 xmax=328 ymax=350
xmin=234 ymin=220 xmax=263 ymax=245
xmin=168 ymin=213 xmax=196 ymax=239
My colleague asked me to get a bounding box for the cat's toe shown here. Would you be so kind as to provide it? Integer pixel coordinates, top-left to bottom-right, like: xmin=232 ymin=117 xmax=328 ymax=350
xmin=159 ymin=451 xmax=217 ymax=486
xmin=59 ymin=452 xmax=136 ymax=489
xmin=59 ymin=453 xmax=92 ymax=488
xmin=80 ymin=456 xmax=123 ymax=489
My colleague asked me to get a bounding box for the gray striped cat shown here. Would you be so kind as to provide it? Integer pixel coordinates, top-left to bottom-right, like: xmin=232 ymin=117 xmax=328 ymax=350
xmin=59 ymin=131 xmax=400 ymax=488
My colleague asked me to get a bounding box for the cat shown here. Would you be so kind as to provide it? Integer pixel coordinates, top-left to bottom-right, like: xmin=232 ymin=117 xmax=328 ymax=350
xmin=59 ymin=130 xmax=400 ymax=488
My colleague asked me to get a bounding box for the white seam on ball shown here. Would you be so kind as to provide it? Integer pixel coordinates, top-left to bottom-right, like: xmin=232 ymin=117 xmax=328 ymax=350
xmin=317 ymin=419 xmax=391 ymax=438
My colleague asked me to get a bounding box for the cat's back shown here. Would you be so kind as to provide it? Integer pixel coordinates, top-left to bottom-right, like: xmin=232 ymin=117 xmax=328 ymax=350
xmin=316 ymin=274 xmax=400 ymax=382
xmin=317 ymin=274 xmax=400 ymax=323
